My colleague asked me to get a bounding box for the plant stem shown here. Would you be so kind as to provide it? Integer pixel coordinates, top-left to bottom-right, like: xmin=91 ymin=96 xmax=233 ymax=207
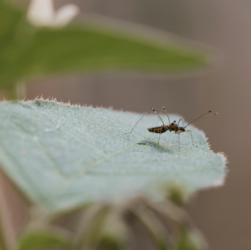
xmin=0 ymin=175 xmax=10 ymax=250
xmin=0 ymin=214 xmax=9 ymax=250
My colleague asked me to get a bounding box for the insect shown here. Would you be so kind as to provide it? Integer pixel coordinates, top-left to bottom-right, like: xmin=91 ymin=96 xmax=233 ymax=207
xmin=126 ymin=107 xmax=218 ymax=151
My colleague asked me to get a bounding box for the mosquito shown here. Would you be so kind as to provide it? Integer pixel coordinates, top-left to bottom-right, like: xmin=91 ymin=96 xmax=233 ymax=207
xmin=126 ymin=107 xmax=218 ymax=151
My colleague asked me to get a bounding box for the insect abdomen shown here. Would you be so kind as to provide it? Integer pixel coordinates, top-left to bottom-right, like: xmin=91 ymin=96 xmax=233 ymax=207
xmin=148 ymin=126 xmax=168 ymax=134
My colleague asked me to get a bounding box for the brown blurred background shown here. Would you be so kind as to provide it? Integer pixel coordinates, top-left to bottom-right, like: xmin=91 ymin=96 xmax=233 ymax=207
xmin=2 ymin=0 xmax=251 ymax=249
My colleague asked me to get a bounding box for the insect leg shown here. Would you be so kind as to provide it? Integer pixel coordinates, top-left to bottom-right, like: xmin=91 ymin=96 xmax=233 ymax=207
xmin=158 ymin=133 xmax=161 ymax=145
xmin=155 ymin=107 xmax=163 ymax=126
xmin=162 ymin=106 xmax=171 ymax=125
xmin=178 ymin=133 xmax=180 ymax=152
xmin=175 ymin=131 xmax=182 ymax=152
xmin=186 ymin=130 xmax=196 ymax=147
xmin=126 ymin=108 xmax=164 ymax=134
xmin=178 ymin=118 xmax=185 ymax=127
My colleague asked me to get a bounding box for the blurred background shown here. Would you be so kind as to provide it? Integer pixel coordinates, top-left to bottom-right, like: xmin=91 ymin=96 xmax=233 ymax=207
xmin=2 ymin=0 xmax=251 ymax=249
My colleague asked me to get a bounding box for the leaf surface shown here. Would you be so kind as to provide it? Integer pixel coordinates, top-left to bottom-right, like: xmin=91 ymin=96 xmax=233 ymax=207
xmin=0 ymin=100 xmax=226 ymax=211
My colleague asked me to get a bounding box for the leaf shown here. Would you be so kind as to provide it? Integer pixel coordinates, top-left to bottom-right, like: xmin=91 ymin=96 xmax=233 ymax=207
xmin=0 ymin=100 xmax=226 ymax=212
xmin=17 ymin=227 xmax=70 ymax=250
xmin=0 ymin=0 xmax=210 ymax=91
xmin=177 ymin=225 xmax=206 ymax=250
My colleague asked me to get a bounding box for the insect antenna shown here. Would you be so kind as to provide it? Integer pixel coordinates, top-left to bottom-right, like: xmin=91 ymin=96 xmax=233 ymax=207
xmin=184 ymin=110 xmax=218 ymax=128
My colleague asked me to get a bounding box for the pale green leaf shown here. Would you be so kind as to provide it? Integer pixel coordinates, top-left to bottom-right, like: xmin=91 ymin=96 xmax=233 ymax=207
xmin=0 ymin=100 xmax=226 ymax=211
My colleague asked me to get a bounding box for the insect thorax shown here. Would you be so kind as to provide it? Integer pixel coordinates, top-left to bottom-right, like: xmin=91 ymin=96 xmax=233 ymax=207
xmin=168 ymin=124 xmax=179 ymax=132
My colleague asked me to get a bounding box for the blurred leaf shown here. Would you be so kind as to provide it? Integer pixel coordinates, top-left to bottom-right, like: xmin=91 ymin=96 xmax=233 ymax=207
xmin=17 ymin=25 xmax=209 ymax=78
xmin=177 ymin=225 xmax=206 ymax=250
xmin=72 ymin=203 xmax=111 ymax=250
xmin=0 ymin=100 xmax=226 ymax=211
xmin=164 ymin=183 xmax=189 ymax=206
xmin=0 ymin=0 xmax=210 ymax=92
xmin=17 ymin=227 xmax=70 ymax=250
xmin=96 ymin=207 xmax=129 ymax=250
xmin=132 ymin=206 xmax=170 ymax=250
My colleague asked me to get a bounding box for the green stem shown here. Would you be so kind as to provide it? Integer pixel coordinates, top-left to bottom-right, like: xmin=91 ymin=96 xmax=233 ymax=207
xmin=0 ymin=214 xmax=9 ymax=250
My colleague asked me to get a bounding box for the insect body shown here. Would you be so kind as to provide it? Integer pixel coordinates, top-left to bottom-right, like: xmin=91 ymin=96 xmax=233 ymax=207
xmin=148 ymin=121 xmax=185 ymax=134
xmin=126 ymin=107 xmax=218 ymax=151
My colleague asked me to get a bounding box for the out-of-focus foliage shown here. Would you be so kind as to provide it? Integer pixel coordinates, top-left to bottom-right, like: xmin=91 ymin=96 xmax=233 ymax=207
xmin=18 ymin=227 xmax=71 ymax=250
xmin=0 ymin=0 xmax=209 ymax=96
xmin=16 ymin=195 xmax=206 ymax=250
xmin=177 ymin=226 xmax=205 ymax=250
xmin=0 ymin=100 xmax=226 ymax=211
xmin=0 ymin=0 xmax=30 ymax=91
